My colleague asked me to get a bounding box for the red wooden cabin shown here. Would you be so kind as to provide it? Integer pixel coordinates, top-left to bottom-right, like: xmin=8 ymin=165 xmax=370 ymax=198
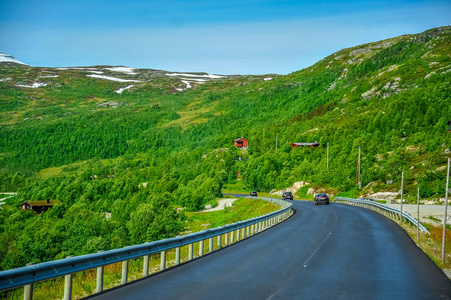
xmin=234 ymin=137 xmax=248 ymax=148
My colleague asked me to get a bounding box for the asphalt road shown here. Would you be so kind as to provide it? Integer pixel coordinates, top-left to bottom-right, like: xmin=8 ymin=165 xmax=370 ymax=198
xmin=87 ymin=200 xmax=451 ymax=300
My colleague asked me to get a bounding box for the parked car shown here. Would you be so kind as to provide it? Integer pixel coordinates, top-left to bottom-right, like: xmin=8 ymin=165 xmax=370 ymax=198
xmin=314 ymin=193 xmax=329 ymax=205
xmin=250 ymin=191 xmax=257 ymax=197
xmin=282 ymin=191 xmax=293 ymax=200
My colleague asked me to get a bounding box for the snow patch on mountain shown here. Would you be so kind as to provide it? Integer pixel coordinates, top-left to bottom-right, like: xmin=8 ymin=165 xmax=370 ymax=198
xmin=17 ymin=82 xmax=49 ymax=88
xmin=116 ymin=85 xmax=135 ymax=93
xmin=0 ymin=53 xmax=27 ymax=65
xmin=39 ymin=75 xmax=59 ymax=78
xmin=107 ymin=67 xmax=137 ymax=75
xmin=176 ymin=80 xmax=193 ymax=91
xmin=166 ymin=73 xmax=224 ymax=79
xmin=181 ymin=78 xmax=207 ymax=82
xmin=87 ymin=74 xmax=140 ymax=82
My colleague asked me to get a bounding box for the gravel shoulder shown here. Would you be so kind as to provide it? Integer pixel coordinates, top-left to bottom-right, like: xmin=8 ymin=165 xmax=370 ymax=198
xmin=386 ymin=204 xmax=450 ymax=224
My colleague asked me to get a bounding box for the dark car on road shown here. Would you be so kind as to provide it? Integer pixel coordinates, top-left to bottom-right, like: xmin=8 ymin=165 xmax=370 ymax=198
xmin=282 ymin=191 xmax=293 ymax=200
xmin=250 ymin=191 xmax=257 ymax=196
xmin=314 ymin=193 xmax=329 ymax=205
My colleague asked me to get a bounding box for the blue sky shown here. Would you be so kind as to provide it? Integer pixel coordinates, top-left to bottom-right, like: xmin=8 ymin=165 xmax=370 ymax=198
xmin=0 ymin=0 xmax=450 ymax=74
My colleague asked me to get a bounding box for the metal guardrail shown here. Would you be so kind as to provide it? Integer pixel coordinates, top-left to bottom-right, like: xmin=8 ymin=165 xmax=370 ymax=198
xmin=0 ymin=196 xmax=292 ymax=299
xmin=333 ymin=197 xmax=430 ymax=234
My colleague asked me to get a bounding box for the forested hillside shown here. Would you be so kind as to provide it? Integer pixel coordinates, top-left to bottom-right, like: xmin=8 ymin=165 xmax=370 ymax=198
xmin=0 ymin=26 xmax=450 ymax=271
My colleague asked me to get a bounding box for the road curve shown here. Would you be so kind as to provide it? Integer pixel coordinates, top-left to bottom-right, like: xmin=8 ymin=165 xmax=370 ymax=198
xmin=87 ymin=200 xmax=451 ymax=300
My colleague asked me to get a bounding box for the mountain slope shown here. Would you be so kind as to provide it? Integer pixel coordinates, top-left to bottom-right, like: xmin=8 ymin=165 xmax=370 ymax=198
xmin=0 ymin=26 xmax=450 ymax=271
xmin=0 ymin=52 xmax=27 ymax=65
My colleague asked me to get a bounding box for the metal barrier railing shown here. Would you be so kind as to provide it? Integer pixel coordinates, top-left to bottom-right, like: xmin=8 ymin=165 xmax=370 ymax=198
xmin=333 ymin=197 xmax=430 ymax=234
xmin=0 ymin=197 xmax=292 ymax=299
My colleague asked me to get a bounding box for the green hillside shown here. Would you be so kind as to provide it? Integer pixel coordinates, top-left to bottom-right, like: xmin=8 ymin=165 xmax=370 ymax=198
xmin=0 ymin=26 xmax=450 ymax=270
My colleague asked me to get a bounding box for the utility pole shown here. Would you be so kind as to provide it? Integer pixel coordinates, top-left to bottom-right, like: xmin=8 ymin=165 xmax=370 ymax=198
xmin=401 ymin=171 xmax=404 ymax=224
xmin=357 ymin=147 xmax=361 ymax=189
xmin=417 ymin=186 xmax=420 ymax=243
xmin=442 ymin=158 xmax=450 ymax=263
xmin=327 ymin=142 xmax=329 ymax=169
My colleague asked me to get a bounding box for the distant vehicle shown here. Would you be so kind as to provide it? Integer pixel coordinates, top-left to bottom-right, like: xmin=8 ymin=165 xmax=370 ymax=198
xmin=358 ymin=198 xmax=375 ymax=202
xmin=250 ymin=191 xmax=257 ymax=197
xmin=314 ymin=193 xmax=329 ymax=205
xmin=282 ymin=191 xmax=293 ymax=200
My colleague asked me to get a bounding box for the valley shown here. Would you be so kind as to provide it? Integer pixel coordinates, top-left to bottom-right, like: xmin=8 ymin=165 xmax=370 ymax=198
xmin=0 ymin=26 xmax=450 ymax=276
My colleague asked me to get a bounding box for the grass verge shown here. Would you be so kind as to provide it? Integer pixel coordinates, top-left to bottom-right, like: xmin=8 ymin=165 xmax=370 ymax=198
xmin=400 ymin=221 xmax=451 ymax=276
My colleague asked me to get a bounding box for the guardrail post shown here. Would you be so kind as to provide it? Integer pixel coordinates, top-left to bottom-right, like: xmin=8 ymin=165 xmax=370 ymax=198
xmin=96 ymin=263 xmax=104 ymax=293
xmin=160 ymin=251 xmax=166 ymax=271
xmin=199 ymin=240 xmax=204 ymax=257
xmin=64 ymin=256 xmax=73 ymax=300
xmin=217 ymin=234 xmax=221 ymax=248
xmin=236 ymin=229 xmax=240 ymax=241
xmin=64 ymin=273 xmax=73 ymax=300
xmin=251 ymin=224 xmax=254 ymax=235
xmin=189 ymin=243 xmax=193 ymax=260
xmin=247 ymin=226 xmax=250 ymax=237
xmin=175 ymin=247 xmax=180 ymax=265
xmin=225 ymin=232 xmax=229 ymax=245
xmin=231 ymin=231 xmax=235 ymax=243
xmin=209 ymin=238 xmax=213 ymax=253
xmin=24 ymin=262 xmax=34 ymax=300
xmin=121 ymin=260 xmax=129 ymax=285
xmin=143 ymin=254 xmax=149 ymax=277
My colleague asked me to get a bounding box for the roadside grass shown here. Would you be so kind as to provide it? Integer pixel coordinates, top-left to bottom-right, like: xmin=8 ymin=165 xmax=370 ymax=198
xmin=184 ymin=198 xmax=281 ymax=232
xmin=397 ymin=219 xmax=451 ymax=273
xmin=1 ymin=197 xmax=281 ymax=300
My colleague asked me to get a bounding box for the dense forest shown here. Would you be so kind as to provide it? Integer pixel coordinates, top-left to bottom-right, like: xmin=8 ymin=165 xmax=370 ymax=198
xmin=0 ymin=26 xmax=450 ymax=271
